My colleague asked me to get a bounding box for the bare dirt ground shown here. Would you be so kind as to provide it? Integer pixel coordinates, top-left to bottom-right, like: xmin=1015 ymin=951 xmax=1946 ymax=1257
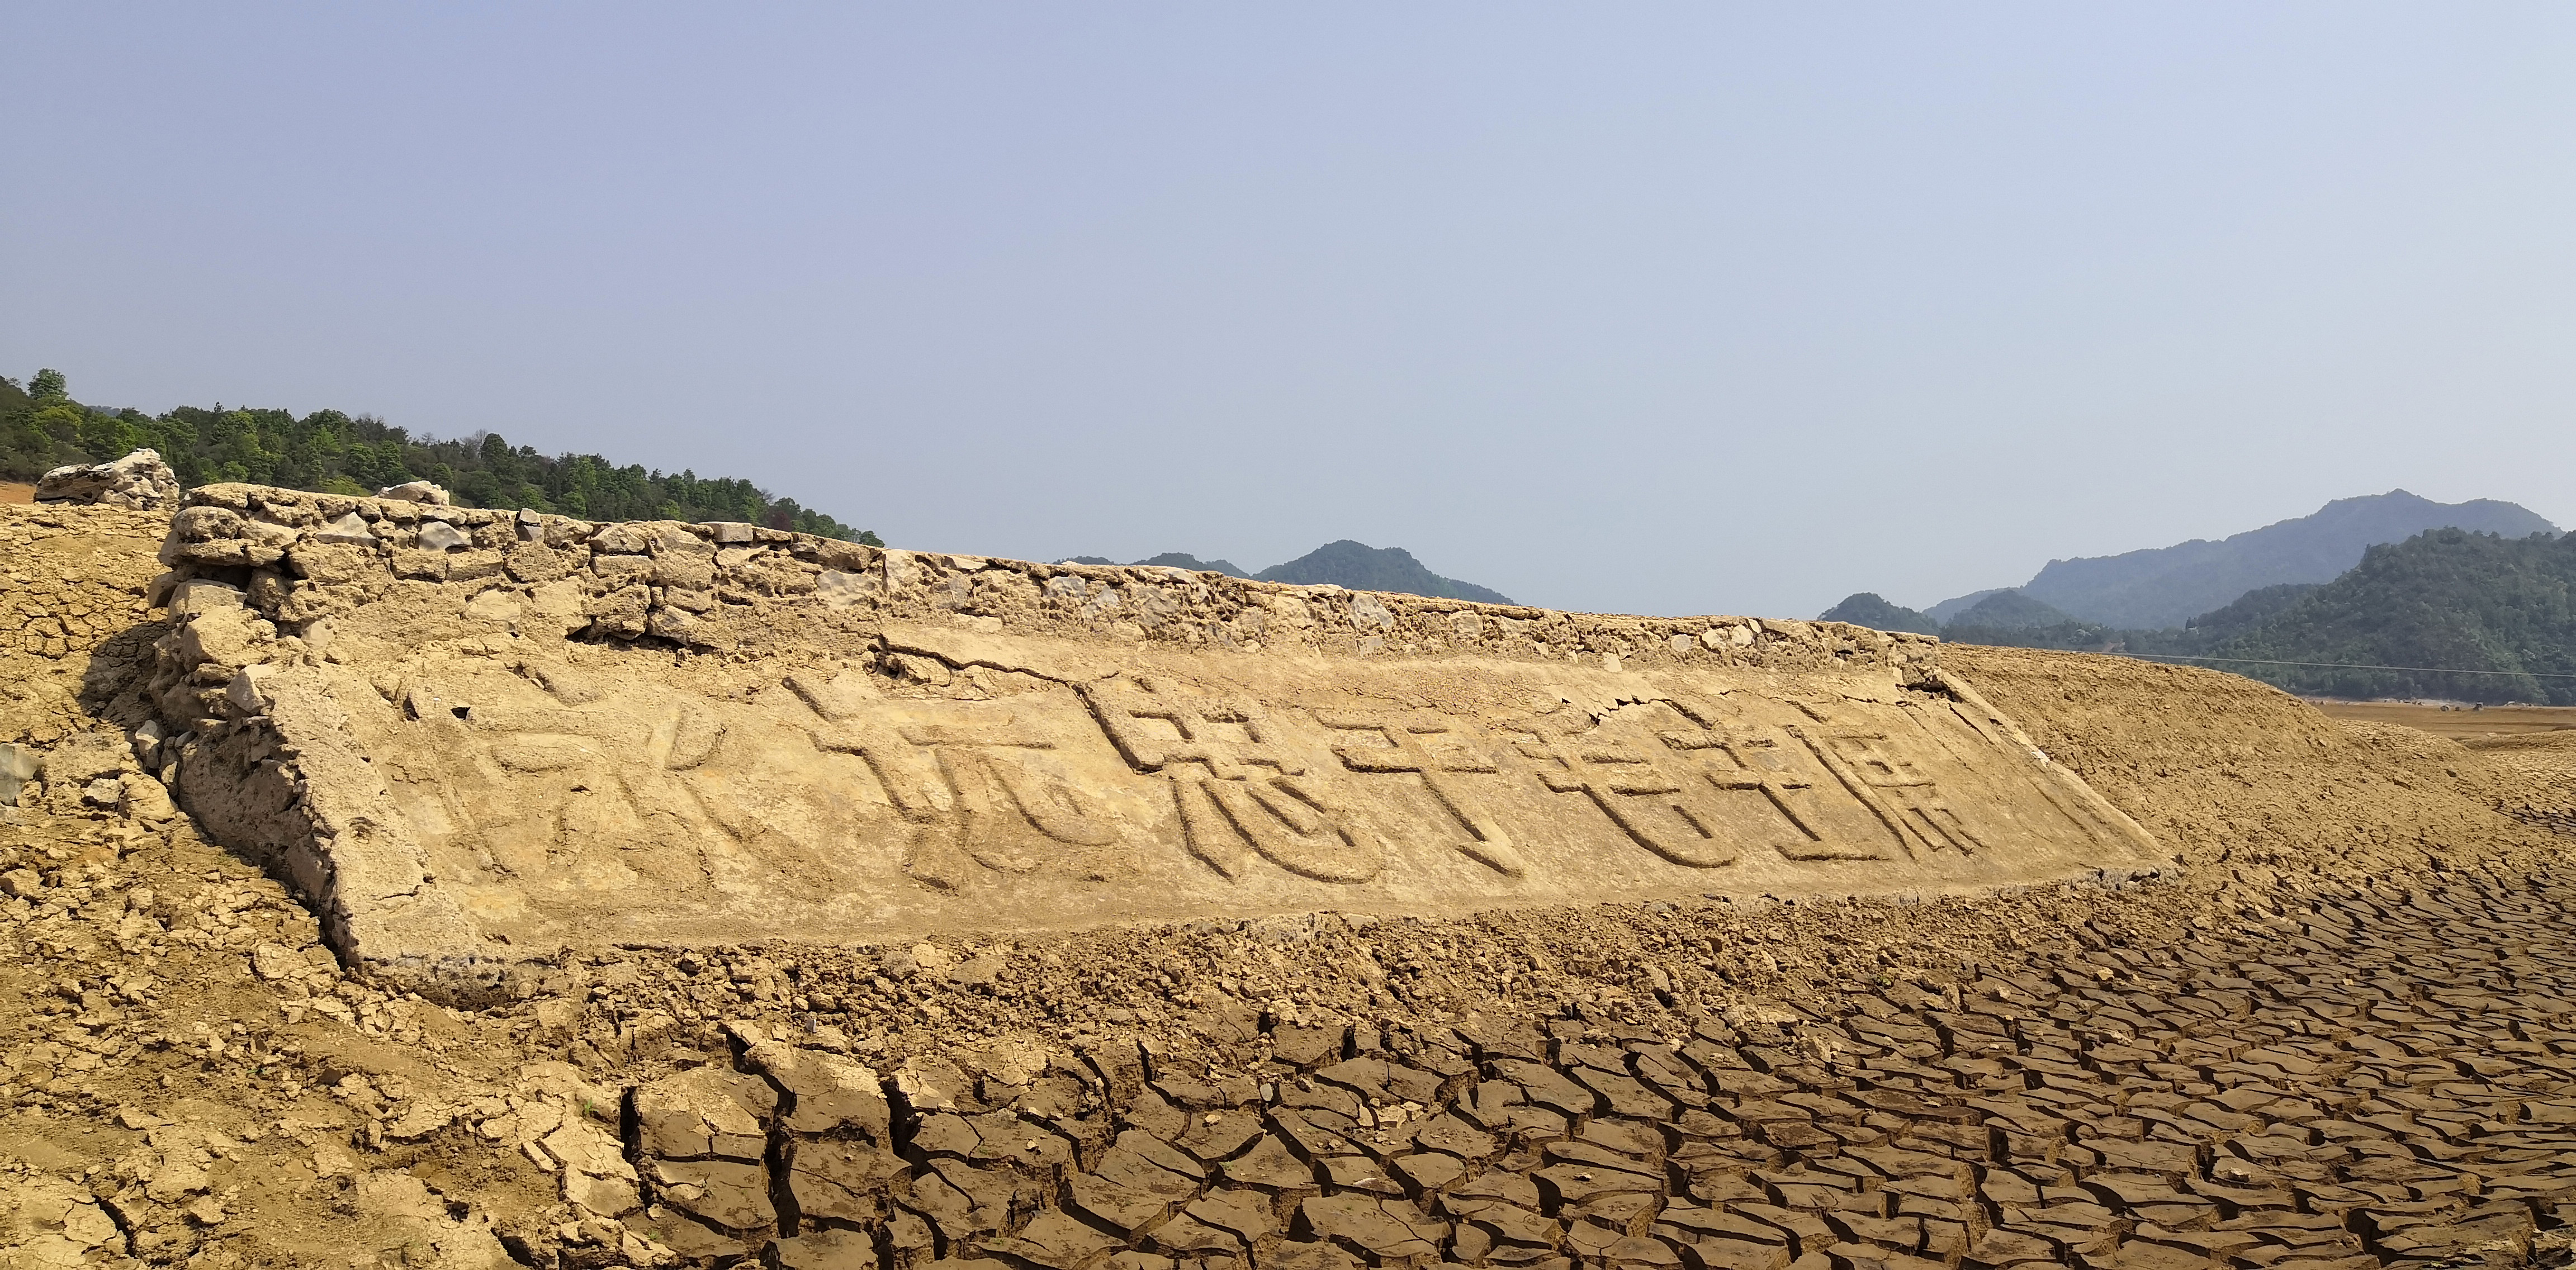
xmin=4 ymin=503 xmax=2573 ymax=1270
xmin=2311 ymin=703 xmax=2576 ymax=742
xmin=0 ymin=483 xmax=35 ymax=505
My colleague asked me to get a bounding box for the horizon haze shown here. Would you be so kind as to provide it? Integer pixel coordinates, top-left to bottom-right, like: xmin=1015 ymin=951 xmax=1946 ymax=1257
xmin=6 ymin=4 xmax=2572 ymax=619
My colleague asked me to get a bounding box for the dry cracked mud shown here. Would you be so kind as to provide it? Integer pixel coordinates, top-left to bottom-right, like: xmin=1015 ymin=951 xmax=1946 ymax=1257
xmin=3 ymin=494 xmax=2574 ymax=1270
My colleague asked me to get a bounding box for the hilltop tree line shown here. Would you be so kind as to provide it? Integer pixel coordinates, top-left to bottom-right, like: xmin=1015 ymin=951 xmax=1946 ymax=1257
xmin=1828 ymin=528 xmax=2576 ymax=705
xmin=2206 ymin=528 xmax=2576 ymax=704
xmin=1 ymin=369 xmax=880 ymax=544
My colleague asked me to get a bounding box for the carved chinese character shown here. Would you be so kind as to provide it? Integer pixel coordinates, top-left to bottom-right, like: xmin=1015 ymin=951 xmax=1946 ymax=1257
xmin=1503 ymin=717 xmax=1739 ymax=868
xmin=1657 ymin=696 xmax=1897 ymax=863
xmin=909 ymin=729 xmax=1119 ymax=876
xmin=793 ymin=681 xmax=1123 ymax=885
xmin=1315 ymin=710 xmax=1525 ymax=877
xmin=1798 ymin=728 xmax=1983 ymax=857
xmin=1080 ymin=677 xmax=1381 ymax=884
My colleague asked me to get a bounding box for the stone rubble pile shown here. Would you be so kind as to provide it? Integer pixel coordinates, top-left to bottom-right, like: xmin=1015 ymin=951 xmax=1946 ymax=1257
xmin=0 ymin=729 xmax=179 ymax=826
xmin=35 ymin=448 xmax=184 ymax=510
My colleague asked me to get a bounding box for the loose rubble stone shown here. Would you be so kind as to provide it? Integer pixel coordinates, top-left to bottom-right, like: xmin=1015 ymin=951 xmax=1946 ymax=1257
xmin=376 ymin=480 xmax=452 ymax=504
xmin=35 ymin=448 xmax=183 ymax=509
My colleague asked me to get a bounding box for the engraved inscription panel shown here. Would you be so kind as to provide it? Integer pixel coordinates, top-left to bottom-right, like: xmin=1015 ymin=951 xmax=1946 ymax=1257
xmin=340 ymin=635 xmax=2158 ymax=944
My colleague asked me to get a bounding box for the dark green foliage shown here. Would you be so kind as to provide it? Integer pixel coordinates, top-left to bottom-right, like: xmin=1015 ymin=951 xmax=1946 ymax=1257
xmin=1922 ymin=531 xmax=2576 ymax=704
xmin=1817 ymin=593 xmax=1940 ymax=636
xmin=2180 ymin=582 xmax=2319 ymax=642
xmin=1935 ymin=589 xmax=2132 ymax=652
xmin=1924 ymin=587 xmax=2009 ymax=625
xmin=0 ymin=369 xmax=880 ymax=544
xmin=1947 ymin=590 xmax=2076 ymax=630
xmin=1942 ymin=618 xmax=2126 ymax=652
xmin=1930 ymin=586 xmax=2309 ymax=659
xmin=1255 ymin=540 xmax=1514 ymax=605
xmin=2201 ymin=529 xmax=2576 ymax=705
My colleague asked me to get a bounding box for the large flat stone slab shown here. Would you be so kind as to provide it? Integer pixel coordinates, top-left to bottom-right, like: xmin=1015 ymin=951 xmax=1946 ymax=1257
xmin=141 ymin=485 xmax=2161 ymax=998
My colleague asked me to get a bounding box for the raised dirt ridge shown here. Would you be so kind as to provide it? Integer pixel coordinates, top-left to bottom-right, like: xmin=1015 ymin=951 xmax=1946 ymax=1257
xmin=140 ymin=485 xmax=2158 ymax=999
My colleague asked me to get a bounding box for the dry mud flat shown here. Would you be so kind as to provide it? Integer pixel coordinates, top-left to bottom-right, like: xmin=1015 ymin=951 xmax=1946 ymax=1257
xmin=2309 ymin=705 xmax=2576 ymax=744
xmin=8 ymin=807 xmax=2576 ymax=1270
xmin=2 ymin=495 xmax=2574 ymax=1270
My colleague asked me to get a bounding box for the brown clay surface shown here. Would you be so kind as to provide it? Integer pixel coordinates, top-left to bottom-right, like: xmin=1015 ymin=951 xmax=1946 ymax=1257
xmin=4 ymin=499 xmax=2575 ymax=1270
xmin=2311 ymin=702 xmax=2576 ymax=741
xmin=0 ymin=482 xmax=35 ymax=505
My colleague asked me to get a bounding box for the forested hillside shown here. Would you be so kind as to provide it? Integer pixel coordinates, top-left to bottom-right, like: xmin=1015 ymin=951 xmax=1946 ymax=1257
xmin=1816 ymin=593 xmax=1939 ymax=636
xmin=1256 ymin=541 xmax=1514 ymax=604
xmin=2205 ymin=529 xmax=2576 ymax=705
xmin=1918 ymin=490 xmax=2556 ymax=629
xmin=1 ymin=368 xmax=880 ymax=543
xmin=1827 ymin=530 xmax=2576 ymax=705
xmin=2014 ymin=490 xmax=2554 ymax=628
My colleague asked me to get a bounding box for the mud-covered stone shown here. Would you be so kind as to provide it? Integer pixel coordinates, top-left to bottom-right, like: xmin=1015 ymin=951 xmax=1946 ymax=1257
xmin=1298 ymin=1194 xmax=1447 ymax=1262
xmin=37 ymin=448 xmax=182 ymax=509
xmin=769 ymin=1226 xmax=883 ymax=1270
xmin=746 ymin=1040 xmax=891 ymax=1139
xmin=787 ymin=1140 xmax=903 ymax=1225
xmin=634 ymin=1065 xmax=778 ymax=1161
xmin=647 ymin=1156 xmax=775 ymax=1231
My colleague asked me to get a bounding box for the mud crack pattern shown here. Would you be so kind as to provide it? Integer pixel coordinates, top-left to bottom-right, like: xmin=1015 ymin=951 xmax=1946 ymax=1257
xmin=618 ymin=874 xmax=2576 ymax=1270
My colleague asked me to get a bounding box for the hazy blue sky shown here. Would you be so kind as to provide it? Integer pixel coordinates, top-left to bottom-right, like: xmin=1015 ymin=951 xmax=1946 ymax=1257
xmin=8 ymin=5 xmax=2572 ymax=617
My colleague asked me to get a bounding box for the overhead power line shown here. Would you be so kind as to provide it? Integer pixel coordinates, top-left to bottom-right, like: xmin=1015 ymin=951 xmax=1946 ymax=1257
xmin=2119 ymin=653 xmax=2576 ymax=680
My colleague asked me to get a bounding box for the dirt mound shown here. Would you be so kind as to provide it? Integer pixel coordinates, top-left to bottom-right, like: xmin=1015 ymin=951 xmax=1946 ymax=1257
xmin=1942 ymin=647 xmax=2561 ymax=885
xmin=6 ymin=496 xmax=2575 ymax=1269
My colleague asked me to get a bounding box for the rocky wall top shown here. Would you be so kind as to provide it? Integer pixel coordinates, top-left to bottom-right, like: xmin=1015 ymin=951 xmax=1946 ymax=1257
xmin=152 ymin=484 xmax=1928 ymax=673
xmin=141 ymin=484 xmax=2164 ymax=1000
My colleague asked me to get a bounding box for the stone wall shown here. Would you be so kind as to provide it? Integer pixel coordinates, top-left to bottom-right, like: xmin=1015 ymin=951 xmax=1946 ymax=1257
xmin=140 ymin=484 xmax=2163 ymax=1002
xmin=0 ymin=503 xmax=174 ymax=826
xmin=147 ymin=484 xmax=1929 ymax=672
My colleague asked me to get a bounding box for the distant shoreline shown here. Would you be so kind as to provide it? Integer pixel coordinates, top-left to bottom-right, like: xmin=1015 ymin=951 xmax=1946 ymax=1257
xmin=2309 ymin=698 xmax=2576 ymax=738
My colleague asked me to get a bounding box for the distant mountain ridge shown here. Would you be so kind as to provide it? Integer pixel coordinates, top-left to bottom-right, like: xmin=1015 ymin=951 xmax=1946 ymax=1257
xmin=1825 ymin=582 xmax=2326 ymax=661
xmin=1825 ymin=526 xmax=2576 ymax=705
xmin=1815 ymin=593 xmax=1939 ymax=636
xmin=1069 ymin=552 xmax=1252 ymax=578
xmin=1923 ymin=589 xmax=2007 ymax=625
xmin=1066 ymin=539 xmax=1513 ymax=605
xmin=1926 ymin=491 xmax=2558 ymax=630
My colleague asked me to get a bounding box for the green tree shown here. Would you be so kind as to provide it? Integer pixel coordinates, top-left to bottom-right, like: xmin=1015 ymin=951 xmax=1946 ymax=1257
xmin=0 ymin=370 xmax=883 ymax=543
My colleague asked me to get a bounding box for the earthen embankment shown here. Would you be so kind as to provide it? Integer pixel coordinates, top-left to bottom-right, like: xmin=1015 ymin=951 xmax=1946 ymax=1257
xmin=123 ymin=485 xmax=2180 ymax=999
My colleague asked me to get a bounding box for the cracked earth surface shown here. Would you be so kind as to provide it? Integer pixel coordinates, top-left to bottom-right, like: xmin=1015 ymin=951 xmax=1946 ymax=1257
xmin=628 ymin=870 xmax=2576 ymax=1270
